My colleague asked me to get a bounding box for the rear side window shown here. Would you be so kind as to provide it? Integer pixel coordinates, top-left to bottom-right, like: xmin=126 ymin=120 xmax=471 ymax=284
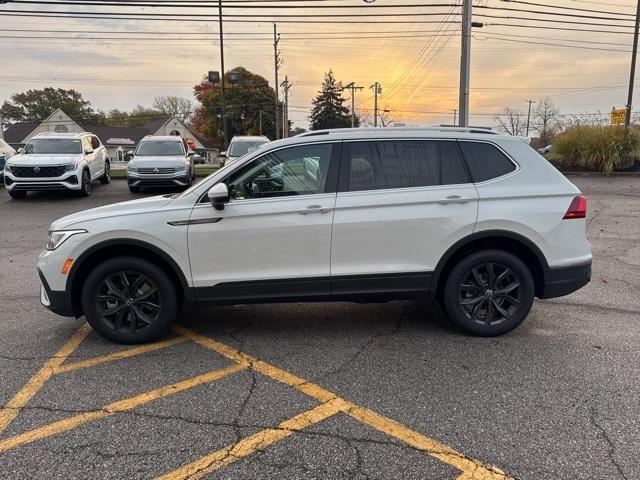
xmin=91 ymin=136 xmax=101 ymax=149
xmin=458 ymin=141 xmax=516 ymax=182
xmin=346 ymin=140 xmax=469 ymax=192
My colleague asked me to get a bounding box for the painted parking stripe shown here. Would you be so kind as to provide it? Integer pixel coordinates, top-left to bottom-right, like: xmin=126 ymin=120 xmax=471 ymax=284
xmin=55 ymin=336 xmax=188 ymax=374
xmin=0 ymin=363 xmax=246 ymax=454
xmin=156 ymin=398 xmax=349 ymax=480
xmin=0 ymin=324 xmax=91 ymax=434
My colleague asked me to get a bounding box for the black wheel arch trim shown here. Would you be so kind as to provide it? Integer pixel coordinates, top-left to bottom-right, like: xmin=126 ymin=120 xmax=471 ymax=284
xmin=429 ymin=229 xmax=550 ymax=301
xmin=66 ymin=238 xmax=193 ymax=315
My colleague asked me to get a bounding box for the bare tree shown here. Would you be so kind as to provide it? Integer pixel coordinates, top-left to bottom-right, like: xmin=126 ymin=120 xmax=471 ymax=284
xmin=496 ymin=107 xmax=526 ymax=136
xmin=533 ymin=98 xmax=562 ymax=144
xmin=152 ymin=96 xmax=194 ymax=123
xmin=379 ymin=108 xmax=397 ymax=128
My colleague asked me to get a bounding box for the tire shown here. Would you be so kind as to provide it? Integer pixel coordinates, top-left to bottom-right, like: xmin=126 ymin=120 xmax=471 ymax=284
xmin=81 ymin=256 xmax=178 ymax=344
xmin=79 ymin=169 xmax=91 ymax=197
xmin=129 ymin=184 xmax=141 ymax=194
xmin=442 ymin=249 xmax=535 ymax=336
xmin=8 ymin=189 xmax=27 ymax=199
xmin=100 ymin=160 xmax=111 ymax=184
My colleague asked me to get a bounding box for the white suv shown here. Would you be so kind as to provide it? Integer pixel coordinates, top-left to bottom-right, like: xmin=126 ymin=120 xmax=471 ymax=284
xmin=37 ymin=127 xmax=592 ymax=343
xmin=4 ymin=132 xmax=110 ymax=199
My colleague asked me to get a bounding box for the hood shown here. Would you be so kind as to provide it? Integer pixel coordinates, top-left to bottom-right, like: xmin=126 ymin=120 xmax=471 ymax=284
xmin=8 ymin=153 xmax=83 ymax=165
xmin=51 ymin=194 xmax=174 ymax=230
xmin=129 ymin=156 xmax=186 ymax=167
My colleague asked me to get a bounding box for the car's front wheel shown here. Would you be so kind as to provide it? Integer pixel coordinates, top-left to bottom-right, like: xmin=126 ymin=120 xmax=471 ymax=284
xmin=79 ymin=169 xmax=91 ymax=197
xmin=443 ymin=250 xmax=534 ymax=336
xmin=81 ymin=257 xmax=178 ymax=344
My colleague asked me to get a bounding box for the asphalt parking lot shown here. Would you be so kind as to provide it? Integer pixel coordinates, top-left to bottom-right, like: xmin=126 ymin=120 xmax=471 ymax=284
xmin=0 ymin=177 xmax=639 ymax=480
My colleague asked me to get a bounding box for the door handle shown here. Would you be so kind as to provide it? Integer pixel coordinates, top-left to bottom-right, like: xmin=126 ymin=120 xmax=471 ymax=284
xmin=298 ymin=205 xmax=331 ymax=214
xmin=438 ymin=195 xmax=472 ymax=205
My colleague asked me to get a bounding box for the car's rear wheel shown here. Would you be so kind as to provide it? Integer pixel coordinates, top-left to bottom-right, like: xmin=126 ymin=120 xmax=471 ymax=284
xmin=129 ymin=184 xmax=140 ymax=194
xmin=100 ymin=160 xmax=111 ymax=184
xmin=79 ymin=169 xmax=91 ymax=197
xmin=81 ymin=257 xmax=178 ymax=344
xmin=443 ymin=250 xmax=534 ymax=336
xmin=8 ymin=189 xmax=27 ymax=199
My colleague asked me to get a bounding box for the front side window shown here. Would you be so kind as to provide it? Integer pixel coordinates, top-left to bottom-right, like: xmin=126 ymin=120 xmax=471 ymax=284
xmin=228 ymin=140 xmax=268 ymax=157
xmin=346 ymin=140 xmax=469 ymax=192
xmin=23 ymin=138 xmax=82 ymax=154
xmin=458 ymin=141 xmax=516 ymax=182
xmin=227 ymin=143 xmax=333 ymax=200
xmin=135 ymin=140 xmax=185 ymax=156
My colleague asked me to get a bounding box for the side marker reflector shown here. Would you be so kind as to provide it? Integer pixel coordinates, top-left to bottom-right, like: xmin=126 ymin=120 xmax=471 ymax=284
xmin=62 ymin=259 xmax=73 ymax=275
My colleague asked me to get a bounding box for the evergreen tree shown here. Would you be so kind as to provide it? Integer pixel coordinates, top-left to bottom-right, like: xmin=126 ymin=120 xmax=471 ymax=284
xmin=309 ymin=71 xmax=357 ymax=130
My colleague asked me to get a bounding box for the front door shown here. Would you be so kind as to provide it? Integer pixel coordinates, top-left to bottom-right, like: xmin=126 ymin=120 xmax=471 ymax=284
xmin=188 ymin=142 xmax=340 ymax=303
xmin=330 ymin=139 xmax=479 ymax=297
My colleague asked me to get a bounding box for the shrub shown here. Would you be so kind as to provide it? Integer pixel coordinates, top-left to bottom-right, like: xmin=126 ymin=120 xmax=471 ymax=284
xmin=553 ymin=125 xmax=640 ymax=174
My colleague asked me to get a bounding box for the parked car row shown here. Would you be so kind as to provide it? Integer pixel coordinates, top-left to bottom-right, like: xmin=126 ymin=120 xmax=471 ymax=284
xmin=3 ymin=133 xmax=266 ymax=199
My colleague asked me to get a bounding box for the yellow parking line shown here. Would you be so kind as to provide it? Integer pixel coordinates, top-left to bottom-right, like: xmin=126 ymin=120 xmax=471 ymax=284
xmin=55 ymin=336 xmax=188 ymax=374
xmin=0 ymin=363 xmax=246 ymax=453
xmin=0 ymin=324 xmax=91 ymax=434
xmin=174 ymin=326 xmax=337 ymax=403
xmin=174 ymin=326 xmax=511 ymax=479
xmin=156 ymin=398 xmax=348 ymax=480
xmin=343 ymin=404 xmax=510 ymax=480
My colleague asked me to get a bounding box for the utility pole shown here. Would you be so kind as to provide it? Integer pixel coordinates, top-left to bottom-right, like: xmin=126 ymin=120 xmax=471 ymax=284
xmin=217 ymin=0 xmax=228 ymax=148
xmin=273 ymin=23 xmax=282 ymax=139
xmin=281 ymin=76 xmax=292 ymax=137
xmin=525 ymin=99 xmax=535 ymax=136
xmin=626 ymin=0 xmax=640 ymax=127
xmin=343 ymin=82 xmax=364 ymax=127
xmin=458 ymin=0 xmax=472 ymax=127
xmin=370 ymin=82 xmax=381 ymax=127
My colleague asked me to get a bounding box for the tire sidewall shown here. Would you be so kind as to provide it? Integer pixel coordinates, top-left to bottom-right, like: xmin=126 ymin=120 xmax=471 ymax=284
xmin=81 ymin=257 xmax=178 ymax=344
xmin=443 ymin=250 xmax=535 ymax=336
xmin=100 ymin=160 xmax=111 ymax=184
xmin=80 ymin=169 xmax=91 ymax=197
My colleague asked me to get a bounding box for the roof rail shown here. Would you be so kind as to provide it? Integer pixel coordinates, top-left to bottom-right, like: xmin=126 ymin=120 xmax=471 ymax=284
xmin=34 ymin=131 xmax=91 ymax=137
xmin=296 ymin=126 xmax=499 ymax=137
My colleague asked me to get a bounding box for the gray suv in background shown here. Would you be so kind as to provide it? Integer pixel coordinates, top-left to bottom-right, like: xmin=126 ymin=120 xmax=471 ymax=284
xmin=222 ymin=135 xmax=269 ymax=165
xmin=127 ymin=136 xmax=196 ymax=193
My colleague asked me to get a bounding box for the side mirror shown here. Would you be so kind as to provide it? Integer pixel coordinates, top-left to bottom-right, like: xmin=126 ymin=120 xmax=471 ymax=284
xmin=187 ymin=150 xmax=196 ymax=156
xmin=207 ymin=183 xmax=229 ymax=210
xmin=220 ymin=151 xmax=227 ymax=158
xmin=85 ymin=148 xmax=93 ymax=154
xmin=17 ymin=148 xmax=23 ymax=154
xmin=127 ymin=150 xmax=135 ymax=156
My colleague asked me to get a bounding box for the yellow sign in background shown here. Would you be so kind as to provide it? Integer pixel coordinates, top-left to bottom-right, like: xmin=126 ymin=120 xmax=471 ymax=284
xmin=611 ymin=108 xmax=627 ymax=125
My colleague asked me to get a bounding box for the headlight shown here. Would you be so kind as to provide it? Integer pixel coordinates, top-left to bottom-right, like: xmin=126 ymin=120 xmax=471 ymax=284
xmin=63 ymin=163 xmax=77 ymax=172
xmin=128 ymin=165 xmax=138 ymax=173
xmin=4 ymin=163 xmax=11 ymax=172
xmin=46 ymin=229 xmax=87 ymax=251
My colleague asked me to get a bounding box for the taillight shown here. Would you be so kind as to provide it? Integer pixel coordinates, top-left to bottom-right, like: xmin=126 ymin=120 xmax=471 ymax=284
xmin=563 ymin=195 xmax=587 ymax=219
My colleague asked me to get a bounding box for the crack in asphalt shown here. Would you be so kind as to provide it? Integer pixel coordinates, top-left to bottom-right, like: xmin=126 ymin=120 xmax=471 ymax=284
xmin=589 ymin=407 xmax=628 ymax=480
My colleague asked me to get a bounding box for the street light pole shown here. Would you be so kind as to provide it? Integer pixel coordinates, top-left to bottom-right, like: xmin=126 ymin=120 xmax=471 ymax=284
xmin=626 ymin=0 xmax=640 ymax=127
xmin=273 ymin=23 xmax=281 ymax=140
xmin=217 ymin=0 xmax=228 ymax=148
xmin=458 ymin=0 xmax=472 ymax=127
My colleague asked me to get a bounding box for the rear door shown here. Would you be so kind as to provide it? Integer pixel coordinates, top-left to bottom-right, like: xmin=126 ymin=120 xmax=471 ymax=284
xmin=330 ymin=139 xmax=479 ymax=296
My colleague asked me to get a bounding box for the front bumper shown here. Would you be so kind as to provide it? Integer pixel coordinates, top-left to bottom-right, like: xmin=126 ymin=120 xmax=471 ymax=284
xmin=38 ymin=268 xmax=75 ymax=317
xmin=540 ymin=261 xmax=592 ymax=299
xmin=128 ymin=172 xmax=189 ymax=187
xmin=4 ymin=171 xmax=80 ymax=191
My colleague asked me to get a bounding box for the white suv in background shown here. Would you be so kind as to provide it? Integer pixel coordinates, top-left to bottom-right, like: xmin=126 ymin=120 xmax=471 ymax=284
xmin=222 ymin=135 xmax=269 ymax=165
xmin=127 ymin=135 xmax=196 ymax=193
xmin=4 ymin=132 xmax=110 ymax=199
xmin=38 ymin=127 xmax=592 ymax=344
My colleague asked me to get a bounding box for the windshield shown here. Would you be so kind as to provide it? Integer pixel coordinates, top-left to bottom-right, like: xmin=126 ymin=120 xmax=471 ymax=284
xmin=228 ymin=140 xmax=267 ymax=157
xmin=135 ymin=140 xmax=184 ymax=156
xmin=23 ymin=139 xmax=82 ymax=154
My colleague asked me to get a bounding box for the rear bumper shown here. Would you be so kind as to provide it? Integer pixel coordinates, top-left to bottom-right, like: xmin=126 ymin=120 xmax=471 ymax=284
xmin=38 ymin=268 xmax=75 ymax=317
xmin=540 ymin=261 xmax=592 ymax=299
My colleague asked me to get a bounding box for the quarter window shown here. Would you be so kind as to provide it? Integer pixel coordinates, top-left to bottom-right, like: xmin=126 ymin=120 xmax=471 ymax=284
xmin=346 ymin=140 xmax=469 ymax=192
xmin=91 ymin=136 xmax=101 ymax=150
xmin=227 ymin=144 xmax=333 ymax=200
xmin=458 ymin=142 xmax=516 ymax=182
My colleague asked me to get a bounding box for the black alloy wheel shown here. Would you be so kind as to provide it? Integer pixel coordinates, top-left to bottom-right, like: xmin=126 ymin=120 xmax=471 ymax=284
xmin=443 ymin=250 xmax=534 ymax=336
xmin=81 ymin=257 xmax=178 ymax=344
xmin=95 ymin=271 xmax=161 ymax=334
xmin=80 ymin=169 xmax=91 ymax=197
xmin=100 ymin=160 xmax=111 ymax=184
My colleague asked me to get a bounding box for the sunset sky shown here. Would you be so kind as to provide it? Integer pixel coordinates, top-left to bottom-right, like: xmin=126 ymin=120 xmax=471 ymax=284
xmin=0 ymin=0 xmax=637 ymax=130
